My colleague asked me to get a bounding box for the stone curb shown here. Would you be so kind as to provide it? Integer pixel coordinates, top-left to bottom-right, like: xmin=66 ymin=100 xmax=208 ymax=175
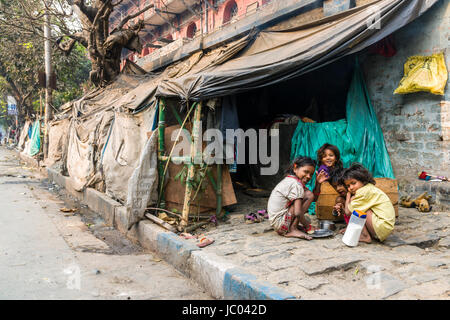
xmin=18 ymin=151 xmax=40 ymax=168
xmin=16 ymin=151 xmax=47 ymax=176
xmin=45 ymin=167 xmax=296 ymax=300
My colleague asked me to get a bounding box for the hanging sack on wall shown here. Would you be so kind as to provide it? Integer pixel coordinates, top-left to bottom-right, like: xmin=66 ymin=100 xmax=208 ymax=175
xmin=394 ymin=52 xmax=448 ymax=96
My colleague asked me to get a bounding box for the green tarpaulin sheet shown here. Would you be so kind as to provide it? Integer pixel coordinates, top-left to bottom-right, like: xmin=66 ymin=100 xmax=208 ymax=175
xmin=29 ymin=120 xmax=41 ymax=156
xmin=290 ymin=62 xmax=395 ymax=214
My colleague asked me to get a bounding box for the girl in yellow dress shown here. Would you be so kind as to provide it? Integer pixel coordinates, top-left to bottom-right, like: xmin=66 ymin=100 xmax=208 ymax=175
xmin=341 ymin=163 xmax=395 ymax=243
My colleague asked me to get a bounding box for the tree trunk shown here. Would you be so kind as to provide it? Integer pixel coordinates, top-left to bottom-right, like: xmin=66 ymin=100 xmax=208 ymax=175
xmin=64 ymin=1 xmax=150 ymax=87
xmin=89 ymin=23 xmax=144 ymax=86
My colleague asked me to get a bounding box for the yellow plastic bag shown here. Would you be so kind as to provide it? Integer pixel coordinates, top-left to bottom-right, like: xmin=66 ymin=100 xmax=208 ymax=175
xmin=394 ymin=52 xmax=448 ymax=95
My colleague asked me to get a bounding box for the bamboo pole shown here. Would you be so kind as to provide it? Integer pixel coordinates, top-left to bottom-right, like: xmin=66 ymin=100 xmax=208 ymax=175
xmin=207 ymin=170 xmax=217 ymax=191
xmin=157 ymin=98 xmax=166 ymax=209
xmin=146 ymin=207 xmax=212 ymax=220
xmin=146 ymin=207 xmax=182 ymax=219
xmin=168 ymin=103 xmax=183 ymax=127
xmin=181 ymin=101 xmax=202 ymax=229
xmin=144 ymin=213 xmax=177 ymax=233
xmin=160 ymin=102 xmax=197 ymax=177
xmin=216 ymin=164 xmax=223 ymax=217
xmin=157 ymin=101 xmax=197 ymax=208
xmin=39 ymin=92 xmax=43 ymax=119
xmin=159 ymin=155 xmax=191 ymax=163
xmin=184 ymin=221 xmax=209 ymax=233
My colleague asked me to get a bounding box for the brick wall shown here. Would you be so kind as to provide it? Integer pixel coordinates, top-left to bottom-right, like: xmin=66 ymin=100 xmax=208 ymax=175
xmin=362 ymin=0 xmax=449 ymax=209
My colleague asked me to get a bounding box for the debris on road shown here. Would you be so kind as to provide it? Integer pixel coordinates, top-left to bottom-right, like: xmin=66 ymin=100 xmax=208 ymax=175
xmin=60 ymin=207 xmax=78 ymax=213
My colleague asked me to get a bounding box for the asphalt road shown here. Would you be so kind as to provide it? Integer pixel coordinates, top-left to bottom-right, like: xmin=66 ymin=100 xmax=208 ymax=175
xmin=0 ymin=146 xmax=212 ymax=300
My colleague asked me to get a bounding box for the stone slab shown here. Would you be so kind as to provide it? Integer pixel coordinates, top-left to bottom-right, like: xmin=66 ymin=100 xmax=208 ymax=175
xmin=374 ymin=273 xmax=408 ymax=300
xmin=391 ymin=245 xmax=425 ymax=255
xmin=298 ymin=256 xmax=363 ymax=276
xmin=297 ymin=277 xmax=329 ymax=290
xmin=425 ymin=260 xmax=448 ymax=268
xmin=438 ymin=237 xmax=450 ymax=249
xmin=382 ymin=279 xmax=408 ymax=299
xmin=384 ymin=233 xmax=441 ymax=248
xmin=403 ymin=234 xmax=441 ymax=248
xmin=411 ymin=274 xmax=440 ymax=285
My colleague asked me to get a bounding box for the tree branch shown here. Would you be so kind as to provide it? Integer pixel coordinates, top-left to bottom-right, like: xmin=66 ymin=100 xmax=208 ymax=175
xmin=56 ymin=37 xmax=75 ymax=55
xmin=72 ymin=0 xmax=97 ymax=26
xmin=91 ymin=0 xmax=112 ymax=30
xmin=5 ymin=79 xmax=22 ymax=100
xmin=21 ymin=87 xmax=37 ymax=106
xmin=0 ymin=72 xmax=22 ymax=105
xmin=116 ymin=4 xmax=154 ymax=30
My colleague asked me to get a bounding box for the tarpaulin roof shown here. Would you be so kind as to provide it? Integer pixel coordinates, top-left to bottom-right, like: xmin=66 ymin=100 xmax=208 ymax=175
xmin=155 ymin=0 xmax=439 ymax=102
xmin=56 ymin=0 xmax=439 ymax=116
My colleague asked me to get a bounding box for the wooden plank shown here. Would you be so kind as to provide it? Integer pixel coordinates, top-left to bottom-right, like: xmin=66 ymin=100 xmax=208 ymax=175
xmin=163 ymin=125 xmax=237 ymax=210
xmin=145 ymin=213 xmax=177 ymax=232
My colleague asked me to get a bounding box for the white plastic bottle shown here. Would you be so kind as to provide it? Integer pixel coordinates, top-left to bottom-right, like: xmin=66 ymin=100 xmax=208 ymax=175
xmin=342 ymin=210 xmax=367 ymax=247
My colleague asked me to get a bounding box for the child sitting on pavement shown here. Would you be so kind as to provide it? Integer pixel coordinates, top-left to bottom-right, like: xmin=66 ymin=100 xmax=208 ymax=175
xmin=341 ymin=163 xmax=395 ymax=243
xmin=267 ymin=156 xmax=328 ymax=240
xmin=329 ymin=171 xmax=348 ymax=223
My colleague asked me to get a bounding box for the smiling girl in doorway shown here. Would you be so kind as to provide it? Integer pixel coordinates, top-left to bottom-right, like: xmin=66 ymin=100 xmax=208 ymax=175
xmin=316 ymin=143 xmax=344 ymax=181
xmin=315 ymin=143 xmax=347 ymax=216
xmin=267 ymin=156 xmax=328 ymax=240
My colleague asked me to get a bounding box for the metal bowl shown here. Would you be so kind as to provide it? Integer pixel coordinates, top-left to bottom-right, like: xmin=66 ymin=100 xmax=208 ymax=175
xmin=310 ymin=229 xmax=334 ymax=238
xmin=319 ymin=220 xmax=336 ymax=231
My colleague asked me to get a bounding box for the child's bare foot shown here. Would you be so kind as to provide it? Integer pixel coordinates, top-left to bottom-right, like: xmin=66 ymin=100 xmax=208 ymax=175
xmin=297 ymin=224 xmax=318 ymax=233
xmin=359 ymin=233 xmax=372 ymax=244
xmin=339 ymin=227 xmax=346 ymax=234
xmin=285 ymin=229 xmax=313 ymax=240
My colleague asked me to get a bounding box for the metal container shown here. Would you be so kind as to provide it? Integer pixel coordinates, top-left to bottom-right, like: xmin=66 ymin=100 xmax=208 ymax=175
xmin=310 ymin=229 xmax=334 ymax=238
xmin=319 ymin=220 xmax=336 ymax=231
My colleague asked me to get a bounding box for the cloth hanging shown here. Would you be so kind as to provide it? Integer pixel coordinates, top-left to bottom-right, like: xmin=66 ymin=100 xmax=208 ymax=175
xmin=368 ymin=35 xmax=397 ymax=57
xmin=29 ymin=120 xmax=41 ymax=156
xmin=206 ymin=95 xmax=240 ymax=169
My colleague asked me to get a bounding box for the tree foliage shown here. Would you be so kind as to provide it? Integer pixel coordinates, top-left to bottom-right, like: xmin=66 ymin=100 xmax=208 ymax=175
xmin=0 ymin=0 xmax=91 ymax=124
xmin=0 ymin=0 xmax=155 ymax=87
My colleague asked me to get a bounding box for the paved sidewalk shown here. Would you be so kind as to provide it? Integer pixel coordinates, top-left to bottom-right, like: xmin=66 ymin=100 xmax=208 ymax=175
xmin=0 ymin=147 xmax=212 ymax=300
xmin=187 ymin=192 xmax=450 ymax=300
xmin=11 ymin=147 xmax=449 ymax=300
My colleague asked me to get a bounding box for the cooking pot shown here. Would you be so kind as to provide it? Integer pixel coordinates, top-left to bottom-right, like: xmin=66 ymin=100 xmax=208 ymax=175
xmin=319 ymin=220 xmax=336 ymax=231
